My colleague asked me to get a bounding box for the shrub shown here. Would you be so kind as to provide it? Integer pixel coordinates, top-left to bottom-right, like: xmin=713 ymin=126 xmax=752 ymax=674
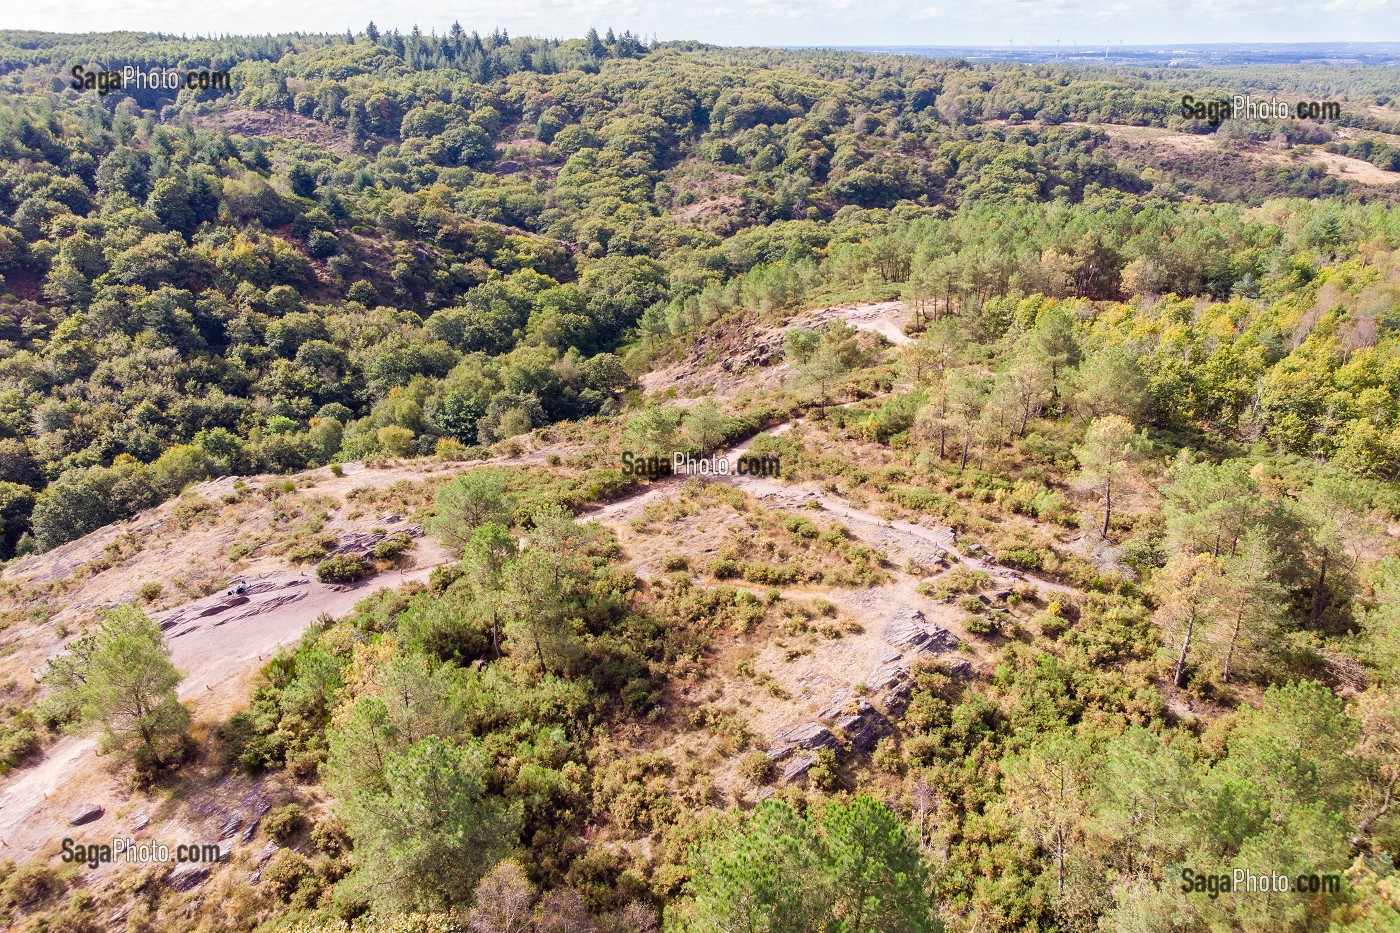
xmin=1 ymin=859 xmax=65 ymax=909
xmin=956 ymin=595 xmax=984 ymax=613
xmin=263 ymin=804 xmax=306 ymax=844
xmin=807 ymin=748 xmax=839 ymax=791
xmin=286 ymin=746 xmax=325 ymax=779
xmin=215 ymin=710 xmax=282 ymax=773
xmin=285 ymin=533 xmax=337 ymax=564
xmin=311 ymin=818 xmax=351 ymax=856
xmin=306 ymin=229 xmax=338 ymax=258
xmin=930 ymin=567 xmax=992 ymax=599
xmin=996 ymin=546 xmax=1043 ymax=571
xmin=741 ymin=562 xmax=797 ymax=587
xmin=316 ymin=554 xmax=370 ymax=584
xmin=872 ymin=736 xmax=903 ymax=774
xmin=0 ymin=711 xmax=39 ymax=774
xmin=738 ymin=751 xmax=774 ymax=785
xmin=709 ymin=558 xmax=741 ymax=580
xmin=377 ymin=426 xmax=416 ymax=457
xmin=962 ymin=614 xmax=994 ymax=636
xmin=137 ymin=582 xmax=162 ymax=603
xmin=1038 ymin=610 xmax=1069 ymax=639
xmin=371 ymin=532 xmax=413 ymax=562
xmin=262 ymin=850 xmax=320 ymax=906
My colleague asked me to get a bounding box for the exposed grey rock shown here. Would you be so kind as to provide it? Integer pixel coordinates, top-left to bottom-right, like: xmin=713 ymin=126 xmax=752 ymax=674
xmin=882 ymin=608 xmax=931 ymax=650
xmin=241 ymin=819 xmax=259 ymax=843
xmin=782 ymin=754 xmax=816 ymax=783
xmin=835 ymin=700 xmax=890 ymax=753
xmin=327 ymin=525 xmax=425 ymax=559
xmin=219 ymin=811 xmax=243 ymax=839
xmin=166 ymin=863 xmax=211 ymax=891
xmin=777 ymin=721 xmax=836 ymax=751
xmin=882 ymin=681 xmax=914 ymax=716
xmin=921 ymin=627 xmax=960 ymax=653
xmin=68 ymin=804 xmax=103 ymax=826
xmin=883 ymin=606 xmax=959 ymax=656
xmin=131 ymin=811 xmax=149 ymax=831
xmin=866 ymin=664 xmax=909 ymax=691
xmin=765 ymin=744 xmax=793 ymax=762
xmin=256 ymin=841 xmax=279 ymax=866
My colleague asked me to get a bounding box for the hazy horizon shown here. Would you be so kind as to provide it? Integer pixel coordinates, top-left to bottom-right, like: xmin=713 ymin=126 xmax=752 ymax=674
xmin=5 ymin=0 xmax=1399 ymax=51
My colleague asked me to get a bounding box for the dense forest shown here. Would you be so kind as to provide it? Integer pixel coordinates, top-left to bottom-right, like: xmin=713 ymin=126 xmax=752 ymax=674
xmin=0 ymin=26 xmax=1397 ymax=933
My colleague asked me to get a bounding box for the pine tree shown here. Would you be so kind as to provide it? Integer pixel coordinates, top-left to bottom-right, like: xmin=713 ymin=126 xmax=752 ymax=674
xmin=1208 ymin=530 xmax=1287 ymax=683
xmin=1074 ymin=415 xmax=1144 ymax=538
xmin=1153 ymin=552 xmax=1218 ymax=689
xmin=44 ymin=606 xmax=189 ymax=774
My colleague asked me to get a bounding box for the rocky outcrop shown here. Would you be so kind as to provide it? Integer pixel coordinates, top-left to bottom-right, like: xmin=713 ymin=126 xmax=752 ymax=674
xmin=781 ymin=754 xmax=817 ymax=782
xmin=166 ymin=862 xmax=212 ymax=891
xmin=882 ymin=607 xmax=959 ymax=655
xmin=761 ymin=606 xmax=973 ymax=783
xmin=67 ymin=803 xmax=103 ymax=826
xmin=327 ymin=524 xmax=423 ymax=559
xmin=219 ymin=811 xmax=243 ymax=840
xmin=774 ymin=721 xmax=837 ymax=752
xmin=766 ymin=721 xmax=838 ymax=780
xmin=831 ymin=700 xmax=890 ymax=753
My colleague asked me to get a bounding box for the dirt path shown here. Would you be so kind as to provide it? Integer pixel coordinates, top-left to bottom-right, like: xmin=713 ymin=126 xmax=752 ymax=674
xmin=584 ymin=416 xmax=1080 ymax=783
xmin=589 ymin=420 xmax=1071 ymax=599
xmin=0 ymin=304 xmax=1038 ymax=854
xmin=0 ymin=543 xmax=451 ymax=858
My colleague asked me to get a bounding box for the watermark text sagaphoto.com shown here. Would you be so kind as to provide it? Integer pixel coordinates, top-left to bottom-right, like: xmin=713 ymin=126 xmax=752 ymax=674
xmin=1181 ymin=867 xmax=1343 ymax=898
xmin=1180 ymin=94 xmax=1341 ymax=124
xmin=618 ymin=451 xmax=782 ymax=480
xmin=70 ymin=65 xmax=231 ymax=96
xmin=61 ymin=837 xmax=223 ymax=869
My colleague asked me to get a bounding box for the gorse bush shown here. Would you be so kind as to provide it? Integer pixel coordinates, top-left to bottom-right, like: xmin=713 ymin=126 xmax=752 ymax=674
xmin=316 ymin=554 xmax=371 ymax=584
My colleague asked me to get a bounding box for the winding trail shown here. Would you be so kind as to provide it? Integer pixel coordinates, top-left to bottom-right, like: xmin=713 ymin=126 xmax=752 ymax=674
xmin=0 ymin=549 xmax=448 ymax=854
xmin=0 ymin=299 xmax=1055 ymax=859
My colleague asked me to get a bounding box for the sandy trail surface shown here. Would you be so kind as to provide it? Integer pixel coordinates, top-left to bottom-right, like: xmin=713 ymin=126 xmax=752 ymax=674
xmin=799 ymin=301 xmax=914 ymax=346
xmin=585 ymin=417 xmax=1075 ymax=785
xmin=590 ymin=420 xmax=1070 ymax=597
xmin=0 ymin=302 xmax=992 ymax=855
xmin=0 ymin=542 xmax=450 ymax=856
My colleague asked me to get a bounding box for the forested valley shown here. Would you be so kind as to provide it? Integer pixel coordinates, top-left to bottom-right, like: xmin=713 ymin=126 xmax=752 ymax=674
xmin=0 ymin=26 xmax=1396 ymax=933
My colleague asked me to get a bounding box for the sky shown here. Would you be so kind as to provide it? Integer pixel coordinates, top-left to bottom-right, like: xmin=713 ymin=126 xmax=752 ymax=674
xmin=5 ymin=0 xmax=1400 ymax=48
